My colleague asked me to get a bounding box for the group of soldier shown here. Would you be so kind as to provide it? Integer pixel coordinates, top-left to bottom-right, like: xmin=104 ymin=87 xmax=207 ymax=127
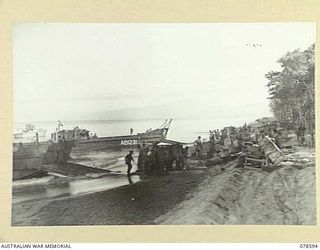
xmin=124 ymin=123 xmax=281 ymax=175
xmin=207 ymin=126 xmax=255 ymax=159
xmin=123 ymin=120 xmax=314 ymax=175
xmin=205 ymin=122 xmax=294 ymax=159
xmin=125 ymin=143 xmax=189 ymax=177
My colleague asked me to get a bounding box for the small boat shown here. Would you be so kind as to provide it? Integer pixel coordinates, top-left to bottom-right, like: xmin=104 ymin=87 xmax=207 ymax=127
xmin=71 ymin=119 xmax=172 ymax=153
xmin=13 ymin=124 xmax=47 ymax=142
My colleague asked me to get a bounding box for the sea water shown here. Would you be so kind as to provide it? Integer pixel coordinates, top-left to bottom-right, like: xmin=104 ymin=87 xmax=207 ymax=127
xmin=14 ymin=116 xmax=259 ymax=144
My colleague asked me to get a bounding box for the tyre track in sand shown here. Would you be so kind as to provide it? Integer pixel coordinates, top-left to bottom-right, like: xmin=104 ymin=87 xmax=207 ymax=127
xmin=155 ymin=155 xmax=316 ymax=225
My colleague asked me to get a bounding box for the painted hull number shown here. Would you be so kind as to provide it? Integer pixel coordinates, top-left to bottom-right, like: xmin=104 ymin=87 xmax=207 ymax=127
xmin=121 ymin=139 xmax=138 ymax=146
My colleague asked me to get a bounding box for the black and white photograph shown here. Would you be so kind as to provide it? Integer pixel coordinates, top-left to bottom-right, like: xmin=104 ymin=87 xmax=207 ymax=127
xmin=12 ymin=23 xmax=316 ymax=226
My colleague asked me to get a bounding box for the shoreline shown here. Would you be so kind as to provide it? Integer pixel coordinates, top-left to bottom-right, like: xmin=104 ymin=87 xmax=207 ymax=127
xmin=12 ymin=146 xmax=315 ymax=226
xmin=12 ymin=117 xmax=316 ymax=226
xmin=12 ymin=167 xmax=208 ymax=226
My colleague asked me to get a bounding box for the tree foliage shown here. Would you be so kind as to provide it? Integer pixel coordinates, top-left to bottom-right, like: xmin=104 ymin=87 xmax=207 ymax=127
xmin=265 ymin=44 xmax=315 ymax=133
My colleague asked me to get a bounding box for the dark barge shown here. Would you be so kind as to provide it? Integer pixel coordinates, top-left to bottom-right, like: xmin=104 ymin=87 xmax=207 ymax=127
xmin=12 ymin=120 xmax=172 ymax=180
xmin=71 ymin=119 xmax=172 ymax=153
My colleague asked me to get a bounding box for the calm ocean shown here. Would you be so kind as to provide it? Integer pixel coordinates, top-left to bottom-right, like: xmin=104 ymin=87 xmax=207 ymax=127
xmin=14 ymin=116 xmax=259 ymax=144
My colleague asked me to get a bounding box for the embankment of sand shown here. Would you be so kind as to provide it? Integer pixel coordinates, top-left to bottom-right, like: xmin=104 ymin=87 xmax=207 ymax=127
xmin=155 ymin=148 xmax=316 ymax=225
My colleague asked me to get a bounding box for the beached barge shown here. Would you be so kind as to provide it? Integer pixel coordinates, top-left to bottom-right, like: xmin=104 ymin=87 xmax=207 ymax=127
xmin=13 ymin=139 xmax=74 ymax=180
xmin=12 ymin=120 xmax=172 ymax=180
xmin=71 ymin=120 xmax=172 ymax=153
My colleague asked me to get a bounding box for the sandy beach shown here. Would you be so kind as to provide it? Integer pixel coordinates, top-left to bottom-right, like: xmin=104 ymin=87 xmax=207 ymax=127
xmin=12 ymin=146 xmax=315 ymax=226
xmin=156 ymin=148 xmax=316 ymax=225
xmin=12 ymin=164 xmax=207 ymax=226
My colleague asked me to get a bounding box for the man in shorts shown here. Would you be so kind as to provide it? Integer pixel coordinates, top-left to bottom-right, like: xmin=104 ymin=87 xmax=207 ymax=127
xmin=125 ymin=150 xmax=134 ymax=175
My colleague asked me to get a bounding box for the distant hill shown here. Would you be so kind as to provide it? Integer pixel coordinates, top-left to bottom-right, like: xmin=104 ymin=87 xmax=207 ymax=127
xmin=82 ymin=101 xmax=271 ymax=121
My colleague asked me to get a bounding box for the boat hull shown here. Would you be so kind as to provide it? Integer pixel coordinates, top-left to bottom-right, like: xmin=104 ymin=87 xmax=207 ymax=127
xmin=13 ymin=141 xmax=74 ymax=180
xmin=72 ymin=129 xmax=166 ymax=154
xmin=13 ymin=142 xmax=49 ymax=180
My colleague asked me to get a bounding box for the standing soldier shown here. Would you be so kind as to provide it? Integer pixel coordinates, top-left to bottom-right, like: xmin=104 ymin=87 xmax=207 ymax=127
xmin=34 ymin=132 xmax=39 ymax=145
xmin=208 ymin=132 xmax=216 ymax=158
xmin=137 ymin=146 xmax=149 ymax=173
xmin=145 ymin=148 xmax=156 ymax=176
xmin=143 ymin=148 xmax=153 ymax=177
xmin=166 ymin=147 xmax=174 ymax=172
xmin=125 ymin=150 xmax=134 ymax=175
xmin=273 ymin=129 xmax=281 ymax=148
xmin=175 ymin=144 xmax=184 ymax=170
xmin=216 ymin=129 xmax=221 ymax=140
xmin=157 ymin=147 xmax=168 ymax=175
xmin=194 ymin=136 xmax=203 ymax=158
xmin=153 ymin=146 xmax=162 ymax=176
xmin=182 ymin=146 xmax=189 ymax=170
xmin=150 ymin=148 xmax=158 ymax=176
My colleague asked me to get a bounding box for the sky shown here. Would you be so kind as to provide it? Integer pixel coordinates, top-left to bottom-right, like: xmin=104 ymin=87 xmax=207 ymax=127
xmin=13 ymin=23 xmax=315 ymax=122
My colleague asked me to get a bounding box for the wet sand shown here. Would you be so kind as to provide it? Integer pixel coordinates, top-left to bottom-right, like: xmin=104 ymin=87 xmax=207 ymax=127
xmin=12 ymin=169 xmax=207 ymax=226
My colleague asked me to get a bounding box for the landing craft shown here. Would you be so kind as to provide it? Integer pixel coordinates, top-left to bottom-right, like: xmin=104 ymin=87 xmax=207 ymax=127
xmin=12 ymin=119 xmax=172 ymax=180
xmin=13 ymin=124 xmax=75 ymax=181
xmin=71 ymin=119 xmax=172 ymax=153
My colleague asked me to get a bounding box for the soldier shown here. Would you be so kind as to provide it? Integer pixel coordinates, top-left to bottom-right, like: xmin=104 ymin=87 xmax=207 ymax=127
xmin=153 ymin=146 xmax=163 ymax=176
xmin=182 ymin=146 xmax=189 ymax=170
xmin=194 ymin=136 xmax=203 ymax=158
xmin=34 ymin=132 xmax=39 ymax=145
xmin=166 ymin=146 xmax=174 ymax=172
xmin=175 ymin=144 xmax=184 ymax=170
xmin=137 ymin=144 xmax=142 ymax=165
xmin=145 ymin=148 xmax=156 ymax=176
xmin=216 ymin=129 xmax=221 ymax=140
xmin=142 ymin=148 xmax=152 ymax=176
xmin=273 ymin=129 xmax=280 ymax=147
xmin=208 ymin=132 xmax=216 ymax=158
xmin=125 ymin=150 xmax=134 ymax=175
